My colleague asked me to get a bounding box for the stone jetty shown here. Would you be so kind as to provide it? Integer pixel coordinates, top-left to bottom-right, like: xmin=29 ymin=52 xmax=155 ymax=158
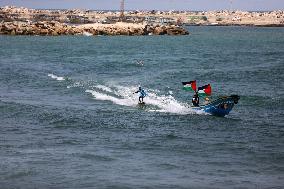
xmin=0 ymin=21 xmax=189 ymax=36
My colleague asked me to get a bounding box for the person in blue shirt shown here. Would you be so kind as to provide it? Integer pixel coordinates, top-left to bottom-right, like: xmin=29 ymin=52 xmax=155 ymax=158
xmin=134 ymin=86 xmax=147 ymax=103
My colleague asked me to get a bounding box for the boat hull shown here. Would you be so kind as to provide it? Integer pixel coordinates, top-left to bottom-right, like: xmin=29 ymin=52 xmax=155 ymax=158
xmin=196 ymin=95 xmax=240 ymax=117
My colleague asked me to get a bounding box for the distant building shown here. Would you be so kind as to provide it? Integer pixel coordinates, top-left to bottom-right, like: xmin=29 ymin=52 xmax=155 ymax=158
xmin=67 ymin=15 xmax=91 ymax=24
xmin=145 ymin=16 xmax=176 ymax=25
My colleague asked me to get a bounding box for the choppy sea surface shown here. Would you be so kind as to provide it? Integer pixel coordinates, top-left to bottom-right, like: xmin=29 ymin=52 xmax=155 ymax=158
xmin=0 ymin=26 xmax=283 ymax=189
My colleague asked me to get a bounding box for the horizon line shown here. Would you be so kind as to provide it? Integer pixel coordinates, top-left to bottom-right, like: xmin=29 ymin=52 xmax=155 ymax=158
xmin=1 ymin=5 xmax=282 ymax=12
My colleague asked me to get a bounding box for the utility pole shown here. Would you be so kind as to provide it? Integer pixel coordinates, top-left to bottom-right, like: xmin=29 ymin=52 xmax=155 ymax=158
xmin=120 ymin=0 xmax=125 ymax=21
xmin=230 ymin=0 xmax=233 ymax=12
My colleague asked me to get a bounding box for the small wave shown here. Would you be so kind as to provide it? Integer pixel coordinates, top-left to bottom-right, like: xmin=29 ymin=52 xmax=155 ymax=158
xmin=82 ymin=31 xmax=93 ymax=36
xmin=79 ymin=153 xmax=114 ymax=161
xmin=67 ymin=81 xmax=83 ymax=89
xmin=48 ymin=73 xmax=65 ymax=81
xmin=5 ymin=170 xmax=34 ymax=179
xmin=94 ymin=85 xmax=113 ymax=93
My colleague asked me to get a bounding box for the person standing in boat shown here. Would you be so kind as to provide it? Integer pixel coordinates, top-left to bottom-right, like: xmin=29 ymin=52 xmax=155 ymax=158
xmin=192 ymin=92 xmax=199 ymax=107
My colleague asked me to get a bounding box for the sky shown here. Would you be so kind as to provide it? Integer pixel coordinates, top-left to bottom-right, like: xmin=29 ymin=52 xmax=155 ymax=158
xmin=0 ymin=0 xmax=283 ymax=11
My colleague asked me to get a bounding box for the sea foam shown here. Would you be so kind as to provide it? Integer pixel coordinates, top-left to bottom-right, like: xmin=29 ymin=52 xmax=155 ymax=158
xmin=48 ymin=73 xmax=65 ymax=81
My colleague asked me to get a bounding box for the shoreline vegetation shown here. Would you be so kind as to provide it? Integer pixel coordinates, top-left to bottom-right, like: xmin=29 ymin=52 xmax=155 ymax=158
xmin=0 ymin=6 xmax=284 ymax=36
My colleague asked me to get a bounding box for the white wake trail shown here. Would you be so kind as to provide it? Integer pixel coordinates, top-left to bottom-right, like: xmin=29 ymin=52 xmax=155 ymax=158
xmin=85 ymin=89 xmax=137 ymax=107
xmin=86 ymin=85 xmax=205 ymax=115
xmin=47 ymin=74 xmax=205 ymax=115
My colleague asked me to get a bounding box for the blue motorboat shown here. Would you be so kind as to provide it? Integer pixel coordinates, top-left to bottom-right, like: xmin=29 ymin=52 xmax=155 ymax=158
xmin=182 ymin=81 xmax=240 ymax=117
xmin=199 ymin=95 xmax=240 ymax=117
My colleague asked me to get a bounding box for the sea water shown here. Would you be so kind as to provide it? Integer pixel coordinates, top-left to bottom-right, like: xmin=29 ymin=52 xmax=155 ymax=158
xmin=0 ymin=26 xmax=283 ymax=188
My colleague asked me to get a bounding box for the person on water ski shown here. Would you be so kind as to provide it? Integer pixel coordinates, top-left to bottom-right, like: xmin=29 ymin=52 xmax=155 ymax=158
xmin=192 ymin=92 xmax=199 ymax=107
xmin=134 ymin=87 xmax=147 ymax=103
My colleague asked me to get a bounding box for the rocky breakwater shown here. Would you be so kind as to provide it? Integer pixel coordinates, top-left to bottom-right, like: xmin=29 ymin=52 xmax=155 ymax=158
xmin=80 ymin=23 xmax=189 ymax=36
xmin=0 ymin=21 xmax=189 ymax=36
xmin=146 ymin=24 xmax=189 ymax=35
xmin=0 ymin=21 xmax=83 ymax=35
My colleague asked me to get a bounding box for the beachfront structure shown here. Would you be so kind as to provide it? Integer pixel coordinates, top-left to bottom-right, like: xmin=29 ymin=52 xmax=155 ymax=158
xmin=145 ymin=16 xmax=176 ymax=25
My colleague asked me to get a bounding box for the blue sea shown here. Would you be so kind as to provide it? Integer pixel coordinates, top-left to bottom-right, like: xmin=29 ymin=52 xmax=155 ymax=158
xmin=0 ymin=26 xmax=283 ymax=188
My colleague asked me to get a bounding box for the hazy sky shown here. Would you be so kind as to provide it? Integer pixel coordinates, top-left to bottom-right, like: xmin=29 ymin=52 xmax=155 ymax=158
xmin=0 ymin=0 xmax=283 ymax=11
